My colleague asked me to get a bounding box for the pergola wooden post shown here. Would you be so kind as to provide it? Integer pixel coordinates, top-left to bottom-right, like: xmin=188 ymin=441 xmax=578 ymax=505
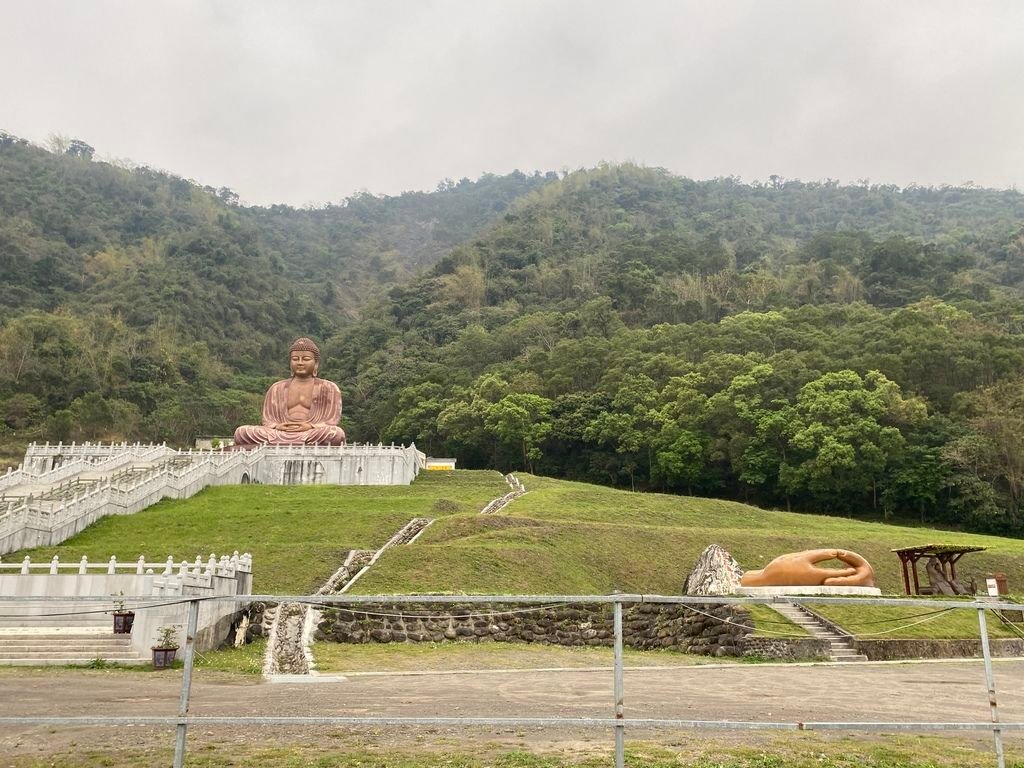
xmin=891 ymin=544 xmax=987 ymax=595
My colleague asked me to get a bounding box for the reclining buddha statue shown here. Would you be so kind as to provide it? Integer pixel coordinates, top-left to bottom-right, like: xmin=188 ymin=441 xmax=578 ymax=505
xmin=233 ymin=337 xmax=346 ymax=447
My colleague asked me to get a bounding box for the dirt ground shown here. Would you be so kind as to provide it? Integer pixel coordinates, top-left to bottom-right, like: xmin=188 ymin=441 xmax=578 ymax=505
xmin=1 ymin=659 xmax=1021 ymax=763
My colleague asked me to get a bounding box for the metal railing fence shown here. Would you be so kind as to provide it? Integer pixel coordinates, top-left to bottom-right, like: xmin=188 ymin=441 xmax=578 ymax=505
xmin=0 ymin=592 xmax=1020 ymax=768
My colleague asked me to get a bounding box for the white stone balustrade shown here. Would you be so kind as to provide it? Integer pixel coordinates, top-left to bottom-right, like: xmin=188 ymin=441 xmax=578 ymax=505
xmin=0 ymin=551 xmax=253 ymax=578
xmin=0 ymin=551 xmax=254 ymax=655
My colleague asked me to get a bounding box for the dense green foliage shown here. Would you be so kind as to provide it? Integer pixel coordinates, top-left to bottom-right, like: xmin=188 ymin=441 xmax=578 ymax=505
xmin=4 ymin=134 xmax=1024 ymax=531
xmin=345 ymin=167 xmax=1024 ymax=532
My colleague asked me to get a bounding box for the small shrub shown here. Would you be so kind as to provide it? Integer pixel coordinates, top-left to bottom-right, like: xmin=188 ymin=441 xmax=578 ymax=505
xmin=432 ymin=498 xmax=462 ymax=513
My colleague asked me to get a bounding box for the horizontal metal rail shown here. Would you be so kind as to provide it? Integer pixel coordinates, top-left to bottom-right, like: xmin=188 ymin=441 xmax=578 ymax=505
xmin=0 ymin=592 xmax=1019 ymax=611
xmin=1 ymin=715 xmax=1021 ymax=731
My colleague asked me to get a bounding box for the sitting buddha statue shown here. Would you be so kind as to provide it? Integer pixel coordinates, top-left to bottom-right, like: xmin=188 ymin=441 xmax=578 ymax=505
xmin=233 ymin=337 xmax=346 ymax=447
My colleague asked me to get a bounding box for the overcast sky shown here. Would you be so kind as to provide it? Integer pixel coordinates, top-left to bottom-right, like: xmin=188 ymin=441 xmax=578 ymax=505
xmin=2 ymin=0 xmax=1022 ymax=206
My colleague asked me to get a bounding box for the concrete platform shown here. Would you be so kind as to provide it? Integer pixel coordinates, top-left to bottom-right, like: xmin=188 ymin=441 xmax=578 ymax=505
xmin=736 ymin=585 xmax=882 ymax=596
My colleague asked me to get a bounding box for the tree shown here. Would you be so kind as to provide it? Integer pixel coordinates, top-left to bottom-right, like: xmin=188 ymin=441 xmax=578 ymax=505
xmin=652 ymin=426 xmax=705 ymax=492
xmin=485 ymin=393 xmax=553 ymax=473
xmin=66 ymin=139 xmax=95 ymax=160
xmin=945 ymin=380 xmax=1024 ymax=529
xmin=779 ymin=370 xmax=921 ymax=513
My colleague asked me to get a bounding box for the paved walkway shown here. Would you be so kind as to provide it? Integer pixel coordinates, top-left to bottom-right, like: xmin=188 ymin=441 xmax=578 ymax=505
xmin=2 ymin=659 xmax=1021 ymax=751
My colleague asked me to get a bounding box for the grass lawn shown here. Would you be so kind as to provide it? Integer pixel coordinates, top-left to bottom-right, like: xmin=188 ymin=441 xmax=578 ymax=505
xmin=812 ymin=602 xmax=1024 ymax=639
xmin=353 ymin=474 xmax=1024 ymax=598
xmin=6 ymin=736 xmax=1022 ymax=768
xmin=310 ymin=639 xmax=749 ymax=673
xmin=8 ymin=470 xmax=509 ymax=593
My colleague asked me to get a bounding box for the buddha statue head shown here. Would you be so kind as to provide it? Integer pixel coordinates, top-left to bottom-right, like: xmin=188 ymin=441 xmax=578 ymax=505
xmin=289 ymin=337 xmax=320 ymax=378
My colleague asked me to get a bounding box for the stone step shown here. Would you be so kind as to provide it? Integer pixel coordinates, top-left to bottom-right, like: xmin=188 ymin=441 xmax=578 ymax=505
xmin=0 ymin=640 xmax=133 ymax=650
xmin=774 ymin=602 xmax=863 ymax=663
xmin=0 ymin=630 xmax=146 ymax=665
xmin=0 ymin=629 xmax=118 ymax=638
xmin=0 ymin=657 xmax=150 ymax=666
xmin=0 ymin=649 xmax=142 ymax=659
xmin=0 ymin=620 xmax=111 ymax=628
xmin=0 ymin=638 xmax=132 ymax=643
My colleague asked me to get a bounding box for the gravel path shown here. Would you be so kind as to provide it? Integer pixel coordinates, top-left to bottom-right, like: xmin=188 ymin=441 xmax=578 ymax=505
xmin=1 ymin=659 xmax=1021 ymax=757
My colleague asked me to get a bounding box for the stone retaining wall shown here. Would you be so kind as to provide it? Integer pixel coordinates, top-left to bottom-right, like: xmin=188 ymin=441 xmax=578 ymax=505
xmin=855 ymin=637 xmax=1024 ymax=661
xmin=317 ymin=601 xmax=756 ymax=657
xmin=740 ymin=636 xmax=832 ymax=661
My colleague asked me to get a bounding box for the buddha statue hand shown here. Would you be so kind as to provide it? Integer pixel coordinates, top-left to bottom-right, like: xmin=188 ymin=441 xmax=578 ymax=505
xmin=276 ymin=421 xmax=314 ymax=433
xmin=740 ymin=548 xmax=875 ymax=588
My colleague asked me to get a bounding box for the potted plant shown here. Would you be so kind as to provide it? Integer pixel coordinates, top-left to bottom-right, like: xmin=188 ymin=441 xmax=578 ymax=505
xmin=151 ymin=625 xmax=179 ymax=669
xmin=111 ymin=592 xmax=134 ymax=634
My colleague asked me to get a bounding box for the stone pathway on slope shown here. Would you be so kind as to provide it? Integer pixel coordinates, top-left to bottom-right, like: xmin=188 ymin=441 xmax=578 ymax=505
xmin=265 ymin=471 xmax=530 ymax=676
xmin=263 ymin=518 xmax=434 ymax=677
xmin=480 ymin=473 xmax=526 ymax=514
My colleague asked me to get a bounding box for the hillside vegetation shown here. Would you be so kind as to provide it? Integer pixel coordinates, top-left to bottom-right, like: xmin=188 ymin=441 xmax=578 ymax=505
xmin=5 ymin=135 xmax=1024 ymax=533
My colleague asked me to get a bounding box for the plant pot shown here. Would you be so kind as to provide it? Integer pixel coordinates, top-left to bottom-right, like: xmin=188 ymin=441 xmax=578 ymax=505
xmin=113 ymin=611 xmax=135 ymax=634
xmin=151 ymin=646 xmax=178 ymax=669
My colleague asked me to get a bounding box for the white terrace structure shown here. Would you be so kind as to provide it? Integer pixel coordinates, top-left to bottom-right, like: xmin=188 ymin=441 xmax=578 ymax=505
xmin=0 ymin=551 xmax=252 ymax=663
xmin=1 ymin=441 xmax=425 ymax=555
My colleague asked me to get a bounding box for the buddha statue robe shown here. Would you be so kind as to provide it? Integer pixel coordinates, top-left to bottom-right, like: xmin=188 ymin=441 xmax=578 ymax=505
xmin=233 ymin=377 xmax=346 ymax=446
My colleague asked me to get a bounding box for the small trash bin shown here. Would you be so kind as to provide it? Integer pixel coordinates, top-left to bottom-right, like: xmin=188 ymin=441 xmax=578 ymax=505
xmin=991 ymin=572 xmax=1008 ymax=595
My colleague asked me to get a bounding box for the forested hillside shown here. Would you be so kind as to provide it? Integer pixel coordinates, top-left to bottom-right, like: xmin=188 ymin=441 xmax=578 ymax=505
xmin=3 ymin=135 xmax=1024 ymax=533
xmin=0 ymin=134 xmax=547 ymax=450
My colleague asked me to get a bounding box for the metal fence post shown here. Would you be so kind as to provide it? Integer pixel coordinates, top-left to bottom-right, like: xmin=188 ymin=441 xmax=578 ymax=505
xmin=976 ymin=606 xmax=1005 ymax=768
xmin=173 ymin=598 xmax=201 ymax=768
xmin=613 ymin=599 xmax=624 ymax=768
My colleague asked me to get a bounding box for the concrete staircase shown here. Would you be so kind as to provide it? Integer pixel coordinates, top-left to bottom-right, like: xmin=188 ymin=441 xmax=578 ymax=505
xmin=0 ymin=601 xmax=149 ymax=666
xmin=773 ymin=601 xmax=868 ymax=662
xmin=0 ymin=629 xmax=149 ymax=666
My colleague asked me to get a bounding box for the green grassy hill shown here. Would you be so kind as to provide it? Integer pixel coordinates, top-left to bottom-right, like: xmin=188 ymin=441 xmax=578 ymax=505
xmin=11 ymin=471 xmax=507 ymax=594
xmin=354 ymin=473 xmax=1024 ymax=596
xmin=12 ymin=471 xmax=1024 ymax=639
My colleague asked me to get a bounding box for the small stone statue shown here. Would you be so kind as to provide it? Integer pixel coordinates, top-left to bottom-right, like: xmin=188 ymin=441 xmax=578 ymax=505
xmin=233 ymin=337 xmax=346 ymax=447
xmin=740 ymin=549 xmax=875 ymax=588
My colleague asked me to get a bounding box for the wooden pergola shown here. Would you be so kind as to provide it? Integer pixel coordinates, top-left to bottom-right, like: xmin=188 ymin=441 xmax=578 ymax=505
xmin=892 ymin=543 xmax=987 ymax=595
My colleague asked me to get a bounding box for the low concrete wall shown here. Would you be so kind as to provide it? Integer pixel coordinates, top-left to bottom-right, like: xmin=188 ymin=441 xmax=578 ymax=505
xmin=254 ymin=446 xmax=422 ymax=485
xmin=317 ymin=601 xmax=754 ymax=657
xmin=855 ymin=638 xmax=1024 ymax=661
